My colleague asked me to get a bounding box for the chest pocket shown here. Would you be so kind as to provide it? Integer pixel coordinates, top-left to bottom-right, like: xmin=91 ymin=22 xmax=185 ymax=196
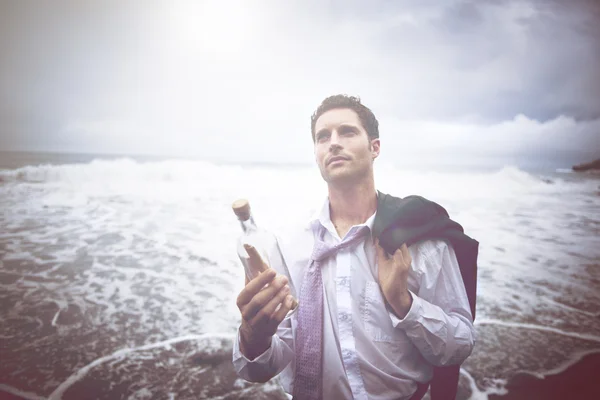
xmin=363 ymin=281 xmax=410 ymax=344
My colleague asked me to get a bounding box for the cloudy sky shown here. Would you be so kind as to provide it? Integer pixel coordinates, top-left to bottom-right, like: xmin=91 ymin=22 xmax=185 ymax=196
xmin=0 ymin=0 xmax=599 ymax=168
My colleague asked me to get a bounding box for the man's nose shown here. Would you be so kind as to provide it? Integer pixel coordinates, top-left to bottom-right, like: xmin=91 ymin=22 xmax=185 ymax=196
xmin=329 ymin=131 xmax=342 ymax=149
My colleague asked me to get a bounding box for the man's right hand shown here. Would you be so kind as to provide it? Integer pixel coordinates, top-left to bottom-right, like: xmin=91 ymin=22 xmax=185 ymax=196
xmin=236 ymin=245 xmax=295 ymax=360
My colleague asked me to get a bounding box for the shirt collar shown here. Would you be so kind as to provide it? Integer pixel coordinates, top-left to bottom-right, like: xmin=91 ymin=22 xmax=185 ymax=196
xmin=306 ymin=193 xmax=378 ymax=236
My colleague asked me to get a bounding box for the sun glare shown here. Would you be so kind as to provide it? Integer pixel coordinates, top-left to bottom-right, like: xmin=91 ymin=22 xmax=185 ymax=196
xmin=170 ymin=0 xmax=255 ymax=56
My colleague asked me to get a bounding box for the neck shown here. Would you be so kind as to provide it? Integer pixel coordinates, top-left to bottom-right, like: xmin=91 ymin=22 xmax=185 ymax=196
xmin=328 ymin=178 xmax=378 ymax=228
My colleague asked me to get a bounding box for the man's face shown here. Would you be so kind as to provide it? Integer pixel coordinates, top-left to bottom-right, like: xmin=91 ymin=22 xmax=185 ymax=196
xmin=313 ymin=108 xmax=380 ymax=186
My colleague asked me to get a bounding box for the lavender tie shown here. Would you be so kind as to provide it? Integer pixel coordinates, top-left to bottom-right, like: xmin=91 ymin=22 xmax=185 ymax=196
xmin=293 ymin=225 xmax=370 ymax=400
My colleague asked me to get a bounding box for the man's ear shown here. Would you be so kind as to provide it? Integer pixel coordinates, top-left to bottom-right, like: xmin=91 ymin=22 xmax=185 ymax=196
xmin=371 ymin=138 xmax=381 ymax=160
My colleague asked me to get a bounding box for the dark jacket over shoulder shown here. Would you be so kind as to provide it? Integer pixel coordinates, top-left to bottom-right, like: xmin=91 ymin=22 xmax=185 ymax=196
xmin=373 ymin=191 xmax=479 ymax=400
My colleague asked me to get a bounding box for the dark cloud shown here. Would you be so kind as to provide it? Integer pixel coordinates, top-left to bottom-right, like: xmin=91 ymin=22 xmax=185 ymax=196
xmin=370 ymin=0 xmax=600 ymax=122
xmin=0 ymin=0 xmax=598 ymax=164
xmin=439 ymin=1 xmax=484 ymax=32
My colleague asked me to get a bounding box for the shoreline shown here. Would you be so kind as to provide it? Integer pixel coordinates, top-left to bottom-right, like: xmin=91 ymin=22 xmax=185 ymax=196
xmin=0 ymin=392 xmax=30 ymax=400
xmin=0 ymin=385 xmax=42 ymax=400
xmin=5 ymin=352 xmax=600 ymax=399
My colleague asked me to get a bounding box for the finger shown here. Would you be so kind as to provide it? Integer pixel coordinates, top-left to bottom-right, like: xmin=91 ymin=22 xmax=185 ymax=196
xmin=244 ymin=244 xmax=268 ymax=274
xmin=241 ymin=275 xmax=289 ymax=321
xmin=393 ymin=246 xmax=410 ymax=271
xmin=236 ymin=268 xmax=277 ymax=308
xmin=250 ymin=284 xmax=291 ymax=326
xmin=271 ymin=295 xmax=296 ymax=324
xmin=400 ymin=243 xmax=412 ymax=265
xmin=392 ymin=247 xmax=404 ymax=266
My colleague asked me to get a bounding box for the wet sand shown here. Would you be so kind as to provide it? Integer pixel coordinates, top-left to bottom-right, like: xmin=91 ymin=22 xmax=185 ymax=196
xmin=489 ymin=352 xmax=600 ymax=400
xmin=0 ymin=336 xmax=288 ymax=400
xmin=5 ymin=352 xmax=598 ymax=399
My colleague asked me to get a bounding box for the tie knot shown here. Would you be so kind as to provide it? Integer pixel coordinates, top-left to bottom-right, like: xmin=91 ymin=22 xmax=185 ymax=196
xmin=312 ymin=225 xmax=370 ymax=262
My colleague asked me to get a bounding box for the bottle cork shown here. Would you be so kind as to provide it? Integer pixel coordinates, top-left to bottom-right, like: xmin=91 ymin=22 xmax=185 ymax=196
xmin=232 ymin=199 xmax=251 ymax=221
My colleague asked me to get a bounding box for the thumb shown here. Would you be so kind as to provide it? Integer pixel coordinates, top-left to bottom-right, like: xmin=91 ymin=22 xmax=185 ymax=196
xmin=375 ymin=237 xmax=392 ymax=260
xmin=374 ymin=237 xmax=384 ymax=257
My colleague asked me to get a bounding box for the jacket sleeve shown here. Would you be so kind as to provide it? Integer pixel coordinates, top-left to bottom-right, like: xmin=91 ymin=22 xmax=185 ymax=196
xmin=388 ymin=240 xmax=476 ymax=366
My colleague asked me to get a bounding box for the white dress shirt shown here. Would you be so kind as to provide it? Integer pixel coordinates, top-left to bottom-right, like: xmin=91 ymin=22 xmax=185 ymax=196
xmin=232 ymin=197 xmax=476 ymax=400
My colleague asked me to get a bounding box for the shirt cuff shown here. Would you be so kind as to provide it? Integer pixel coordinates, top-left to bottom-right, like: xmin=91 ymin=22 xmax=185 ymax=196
xmin=232 ymin=328 xmax=276 ymax=364
xmin=388 ymin=290 xmax=423 ymax=329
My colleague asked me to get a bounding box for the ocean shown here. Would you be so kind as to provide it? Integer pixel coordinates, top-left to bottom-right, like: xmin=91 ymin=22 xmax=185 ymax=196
xmin=0 ymin=151 xmax=599 ymax=399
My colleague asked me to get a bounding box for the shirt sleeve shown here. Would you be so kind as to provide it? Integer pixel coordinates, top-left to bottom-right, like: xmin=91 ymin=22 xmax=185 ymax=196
xmin=231 ymin=231 xmax=296 ymax=382
xmin=388 ymin=240 xmax=476 ymax=366
xmin=232 ymin=316 xmax=295 ymax=383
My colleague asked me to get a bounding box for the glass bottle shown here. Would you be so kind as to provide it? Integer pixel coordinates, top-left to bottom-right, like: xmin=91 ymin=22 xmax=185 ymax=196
xmin=232 ymin=198 xmax=298 ymax=312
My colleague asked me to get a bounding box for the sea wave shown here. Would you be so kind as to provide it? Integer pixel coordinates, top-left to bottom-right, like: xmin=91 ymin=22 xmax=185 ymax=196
xmin=48 ymin=333 xmax=235 ymax=400
xmin=0 ymin=158 xmax=583 ymax=192
xmin=0 ymin=158 xmax=235 ymax=184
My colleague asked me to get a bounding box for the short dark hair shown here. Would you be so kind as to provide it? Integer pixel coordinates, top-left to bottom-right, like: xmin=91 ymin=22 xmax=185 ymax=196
xmin=310 ymin=94 xmax=379 ymax=141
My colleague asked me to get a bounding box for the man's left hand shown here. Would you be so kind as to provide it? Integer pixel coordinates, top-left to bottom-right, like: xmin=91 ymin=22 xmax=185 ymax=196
xmin=374 ymin=238 xmax=413 ymax=318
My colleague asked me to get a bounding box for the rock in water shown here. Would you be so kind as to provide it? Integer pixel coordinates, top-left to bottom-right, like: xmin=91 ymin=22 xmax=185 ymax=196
xmin=572 ymin=158 xmax=600 ymax=172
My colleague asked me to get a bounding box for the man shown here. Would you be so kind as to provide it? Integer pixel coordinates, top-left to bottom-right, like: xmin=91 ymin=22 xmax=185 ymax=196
xmin=232 ymin=95 xmax=476 ymax=399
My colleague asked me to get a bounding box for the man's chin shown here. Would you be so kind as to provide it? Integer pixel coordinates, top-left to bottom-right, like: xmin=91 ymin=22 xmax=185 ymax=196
xmin=324 ymin=170 xmax=360 ymax=185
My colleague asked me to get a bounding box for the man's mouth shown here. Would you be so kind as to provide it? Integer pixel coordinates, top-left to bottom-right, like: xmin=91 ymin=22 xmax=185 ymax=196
xmin=328 ymin=156 xmax=348 ymax=165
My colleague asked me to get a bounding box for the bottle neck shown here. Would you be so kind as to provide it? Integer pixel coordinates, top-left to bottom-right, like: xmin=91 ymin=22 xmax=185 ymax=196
xmin=239 ymin=215 xmax=258 ymax=234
